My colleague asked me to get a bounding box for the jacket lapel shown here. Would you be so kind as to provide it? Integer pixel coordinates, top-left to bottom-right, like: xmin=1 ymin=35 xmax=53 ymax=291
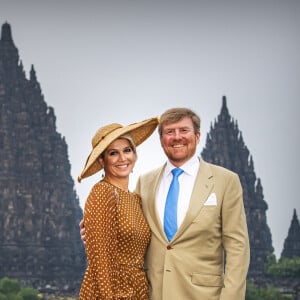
xmin=173 ymin=158 xmax=214 ymax=241
xmin=145 ymin=164 xmax=167 ymax=242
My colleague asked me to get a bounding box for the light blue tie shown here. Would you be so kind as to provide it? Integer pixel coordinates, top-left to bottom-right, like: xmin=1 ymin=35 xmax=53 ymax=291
xmin=164 ymin=168 xmax=184 ymax=241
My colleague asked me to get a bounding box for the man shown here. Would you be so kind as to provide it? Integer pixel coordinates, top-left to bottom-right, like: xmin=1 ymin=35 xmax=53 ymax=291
xmin=135 ymin=107 xmax=250 ymax=300
xmin=80 ymin=107 xmax=250 ymax=300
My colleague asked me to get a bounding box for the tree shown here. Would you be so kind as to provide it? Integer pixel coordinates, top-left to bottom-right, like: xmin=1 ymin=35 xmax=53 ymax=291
xmin=18 ymin=288 xmax=39 ymax=300
xmin=0 ymin=277 xmax=21 ymax=295
xmin=0 ymin=278 xmax=39 ymax=300
xmin=266 ymin=254 xmax=300 ymax=277
xmin=246 ymin=280 xmax=293 ymax=300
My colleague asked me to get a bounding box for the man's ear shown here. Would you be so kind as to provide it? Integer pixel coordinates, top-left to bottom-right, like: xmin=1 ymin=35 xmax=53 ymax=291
xmin=196 ymin=131 xmax=201 ymax=145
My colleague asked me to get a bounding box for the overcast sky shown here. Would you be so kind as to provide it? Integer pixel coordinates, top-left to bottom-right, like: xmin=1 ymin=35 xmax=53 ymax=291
xmin=1 ymin=0 xmax=299 ymax=258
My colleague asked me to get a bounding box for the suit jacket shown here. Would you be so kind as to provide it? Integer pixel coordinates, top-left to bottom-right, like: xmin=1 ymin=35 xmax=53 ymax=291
xmin=135 ymin=158 xmax=250 ymax=300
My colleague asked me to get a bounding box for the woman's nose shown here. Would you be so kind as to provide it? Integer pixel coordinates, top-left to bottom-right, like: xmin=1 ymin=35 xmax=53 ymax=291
xmin=118 ymin=152 xmax=126 ymax=160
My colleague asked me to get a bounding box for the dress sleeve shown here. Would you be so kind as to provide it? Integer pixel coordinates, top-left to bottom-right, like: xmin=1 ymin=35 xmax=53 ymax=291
xmin=84 ymin=184 xmax=118 ymax=299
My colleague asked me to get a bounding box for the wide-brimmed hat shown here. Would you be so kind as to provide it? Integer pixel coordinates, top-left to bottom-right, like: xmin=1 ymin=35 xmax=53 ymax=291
xmin=78 ymin=117 xmax=159 ymax=182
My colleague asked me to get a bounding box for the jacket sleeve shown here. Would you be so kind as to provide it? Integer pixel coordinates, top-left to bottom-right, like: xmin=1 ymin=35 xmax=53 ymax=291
xmin=84 ymin=184 xmax=118 ymax=299
xmin=220 ymin=173 xmax=250 ymax=300
xmin=134 ymin=176 xmax=142 ymax=196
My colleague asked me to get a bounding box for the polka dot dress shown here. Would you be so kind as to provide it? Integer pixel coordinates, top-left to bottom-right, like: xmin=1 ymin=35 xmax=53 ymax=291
xmin=79 ymin=180 xmax=151 ymax=300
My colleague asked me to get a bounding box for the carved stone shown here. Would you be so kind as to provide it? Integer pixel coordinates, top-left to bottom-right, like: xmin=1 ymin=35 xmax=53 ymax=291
xmin=0 ymin=22 xmax=85 ymax=294
xmin=201 ymin=96 xmax=274 ymax=279
xmin=281 ymin=209 xmax=300 ymax=259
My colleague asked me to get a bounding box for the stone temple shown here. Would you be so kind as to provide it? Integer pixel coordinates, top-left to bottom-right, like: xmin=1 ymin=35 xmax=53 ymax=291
xmin=201 ymin=96 xmax=299 ymax=288
xmin=0 ymin=22 xmax=85 ymax=294
xmin=281 ymin=209 xmax=300 ymax=259
xmin=0 ymin=21 xmax=299 ymax=294
xmin=201 ymin=96 xmax=274 ymax=280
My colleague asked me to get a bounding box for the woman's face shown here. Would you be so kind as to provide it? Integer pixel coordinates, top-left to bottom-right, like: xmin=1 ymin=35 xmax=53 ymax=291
xmin=100 ymin=138 xmax=136 ymax=179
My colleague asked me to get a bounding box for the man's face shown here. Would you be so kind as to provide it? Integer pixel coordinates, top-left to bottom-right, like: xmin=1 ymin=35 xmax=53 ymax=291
xmin=160 ymin=116 xmax=200 ymax=167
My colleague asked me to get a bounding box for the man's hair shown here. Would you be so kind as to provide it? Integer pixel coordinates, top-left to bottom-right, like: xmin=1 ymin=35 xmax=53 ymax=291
xmin=158 ymin=107 xmax=201 ymax=137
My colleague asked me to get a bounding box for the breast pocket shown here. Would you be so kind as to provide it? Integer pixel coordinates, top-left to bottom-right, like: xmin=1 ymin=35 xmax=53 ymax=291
xmin=192 ymin=205 xmax=220 ymax=225
xmin=188 ymin=205 xmax=222 ymax=244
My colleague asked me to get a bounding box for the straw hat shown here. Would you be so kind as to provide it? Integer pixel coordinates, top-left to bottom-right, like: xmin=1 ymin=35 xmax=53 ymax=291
xmin=78 ymin=117 xmax=159 ymax=182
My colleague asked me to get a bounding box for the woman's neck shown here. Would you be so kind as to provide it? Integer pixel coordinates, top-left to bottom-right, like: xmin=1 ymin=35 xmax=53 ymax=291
xmin=103 ymin=175 xmax=129 ymax=192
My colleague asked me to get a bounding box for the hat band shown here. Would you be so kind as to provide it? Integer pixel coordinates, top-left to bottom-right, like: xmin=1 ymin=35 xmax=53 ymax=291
xmin=92 ymin=125 xmax=123 ymax=147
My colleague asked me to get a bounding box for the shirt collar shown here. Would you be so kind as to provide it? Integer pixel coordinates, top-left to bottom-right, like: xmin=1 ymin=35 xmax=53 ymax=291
xmin=165 ymin=153 xmax=200 ymax=176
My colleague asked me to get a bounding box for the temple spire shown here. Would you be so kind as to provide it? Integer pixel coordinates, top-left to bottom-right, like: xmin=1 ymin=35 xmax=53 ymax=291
xmin=281 ymin=209 xmax=300 ymax=259
xmin=222 ymin=95 xmax=227 ymax=110
xmin=201 ymin=96 xmax=273 ymax=278
xmin=0 ymin=22 xmax=19 ymax=66
xmin=29 ymin=64 xmax=41 ymax=91
xmin=221 ymin=95 xmax=229 ymax=113
xmin=218 ymin=95 xmax=230 ymax=122
xmin=30 ymin=65 xmax=37 ymax=81
xmin=1 ymin=22 xmax=14 ymax=43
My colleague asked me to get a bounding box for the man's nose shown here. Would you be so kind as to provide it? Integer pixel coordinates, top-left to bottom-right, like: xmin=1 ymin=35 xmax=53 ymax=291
xmin=173 ymin=129 xmax=182 ymax=139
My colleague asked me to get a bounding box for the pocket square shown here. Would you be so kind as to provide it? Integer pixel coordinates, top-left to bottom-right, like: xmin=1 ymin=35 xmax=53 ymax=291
xmin=204 ymin=193 xmax=217 ymax=206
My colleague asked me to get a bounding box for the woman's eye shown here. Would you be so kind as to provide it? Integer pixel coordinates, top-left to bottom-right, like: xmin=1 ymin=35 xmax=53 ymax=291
xmin=124 ymin=147 xmax=132 ymax=153
xmin=109 ymin=150 xmax=118 ymax=156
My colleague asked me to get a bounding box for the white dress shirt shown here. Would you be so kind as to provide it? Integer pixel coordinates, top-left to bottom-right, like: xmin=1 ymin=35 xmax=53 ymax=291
xmin=156 ymin=154 xmax=200 ymax=229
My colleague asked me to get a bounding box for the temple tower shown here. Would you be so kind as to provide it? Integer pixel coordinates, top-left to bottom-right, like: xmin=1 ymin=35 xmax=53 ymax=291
xmin=0 ymin=22 xmax=85 ymax=293
xmin=281 ymin=209 xmax=300 ymax=259
xmin=201 ymin=96 xmax=274 ymax=279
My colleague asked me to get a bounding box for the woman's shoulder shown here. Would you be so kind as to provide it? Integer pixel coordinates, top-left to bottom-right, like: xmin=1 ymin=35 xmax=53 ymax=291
xmin=85 ymin=181 xmax=116 ymax=206
xmin=91 ymin=180 xmax=111 ymax=191
xmin=130 ymin=191 xmax=141 ymax=200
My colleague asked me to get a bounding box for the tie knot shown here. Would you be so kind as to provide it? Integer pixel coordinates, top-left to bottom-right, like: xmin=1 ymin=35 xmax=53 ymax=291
xmin=171 ymin=168 xmax=184 ymax=178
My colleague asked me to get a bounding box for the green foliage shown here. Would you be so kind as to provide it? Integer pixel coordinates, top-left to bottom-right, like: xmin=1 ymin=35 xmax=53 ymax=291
xmin=0 ymin=277 xmax=21 ymax=295
xmin=246 ymin=280 xmax=293 ymax=300
xmin=18 ymin=288 xmax=39 ymax=300
xmin=265 ymin=254 xmax=300 ymax=277
xmin=6 ymin=294 xmax=22 ymax=300
xmin=0 ymin=293 xmax=7 ymax=300
xmin=0 ymin=278 xmax=39 ymax=300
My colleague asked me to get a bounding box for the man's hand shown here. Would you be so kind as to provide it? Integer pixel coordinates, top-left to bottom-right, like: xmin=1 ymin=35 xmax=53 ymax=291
xmin=79 ymin=219 xmax=86 ymax=244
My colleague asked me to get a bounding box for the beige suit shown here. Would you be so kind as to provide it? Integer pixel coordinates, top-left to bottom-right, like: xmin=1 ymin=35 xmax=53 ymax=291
xmin=135 ymin=158 xmax=250 ymax=300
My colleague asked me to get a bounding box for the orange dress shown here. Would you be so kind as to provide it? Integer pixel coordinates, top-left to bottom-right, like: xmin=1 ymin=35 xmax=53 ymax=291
xmin=79 ymin=180 xmax=151 ymax=300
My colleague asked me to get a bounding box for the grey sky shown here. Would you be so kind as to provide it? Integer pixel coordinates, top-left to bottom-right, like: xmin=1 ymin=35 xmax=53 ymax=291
xmin=1 ymin=0 xmax=299 ymax=258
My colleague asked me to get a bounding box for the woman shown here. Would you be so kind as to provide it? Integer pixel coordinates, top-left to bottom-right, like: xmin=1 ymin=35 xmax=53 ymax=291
xmin=78 ymin=117 xmax=159 ymax=300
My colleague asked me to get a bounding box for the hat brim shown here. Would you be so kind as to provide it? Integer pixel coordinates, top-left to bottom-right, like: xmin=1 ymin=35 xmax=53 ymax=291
xmin=78 ymin=117 xmax=159 ymax=182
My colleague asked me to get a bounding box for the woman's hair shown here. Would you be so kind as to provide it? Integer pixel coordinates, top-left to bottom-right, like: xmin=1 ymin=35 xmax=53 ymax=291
xmin=158 ymin=107 xmax=201 ymax=137
xmin=119 ymin=133 xmax=137 ymax=154
xmin=100 ymin=133 xmax=137 ymax=158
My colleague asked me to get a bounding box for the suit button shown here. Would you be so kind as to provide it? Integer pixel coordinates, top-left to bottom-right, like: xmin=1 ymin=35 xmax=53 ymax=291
xmin=166 ymin=245 xmax=172 ymax=250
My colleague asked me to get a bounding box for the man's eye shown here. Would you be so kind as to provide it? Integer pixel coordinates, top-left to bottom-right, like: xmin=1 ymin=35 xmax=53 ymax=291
xmin=181 ymin=128 xmax=191 ymax=133
xmin=165 ymin=130 xmax=174 ymax=135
